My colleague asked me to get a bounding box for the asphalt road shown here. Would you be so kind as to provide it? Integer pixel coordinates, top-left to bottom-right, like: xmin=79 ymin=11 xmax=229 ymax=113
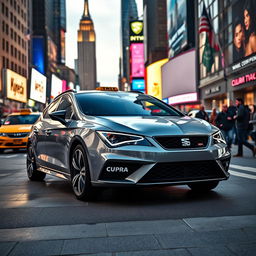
xmin=0 ymin=145 xmax=255 ymax=230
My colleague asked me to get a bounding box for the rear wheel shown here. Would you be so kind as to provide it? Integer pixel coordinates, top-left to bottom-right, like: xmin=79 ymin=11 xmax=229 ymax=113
xmin=27 ymin=144 xmax=46 ymax=181
xmin=188 ymin=181 xmax=219 ymax=192
xmin=70 ymin=145 xmax=95 ymax=201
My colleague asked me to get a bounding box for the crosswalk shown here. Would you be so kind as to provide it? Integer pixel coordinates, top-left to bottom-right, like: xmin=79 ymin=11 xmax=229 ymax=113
xmin=229 ymin=164 xmax=256 ymax=180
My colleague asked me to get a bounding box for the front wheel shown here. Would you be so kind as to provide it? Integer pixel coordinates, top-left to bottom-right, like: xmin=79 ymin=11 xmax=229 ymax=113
xmin=70 ymin=145 xmax=96 ymax=201
xmin=188 ymin=181 xmax=219 ymax=192
xmin=27 ymin=145 xmax=46 ymax=181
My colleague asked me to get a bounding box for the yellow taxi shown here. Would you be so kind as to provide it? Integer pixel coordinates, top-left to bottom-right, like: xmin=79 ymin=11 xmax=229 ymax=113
xmin=0 ymin=109 xmax=41 ymax=153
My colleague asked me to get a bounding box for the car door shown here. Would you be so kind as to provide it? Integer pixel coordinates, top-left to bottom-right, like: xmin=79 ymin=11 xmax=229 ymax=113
xmin=34 ymin=99 xmax=60 ymax=167
xmin=44 ymin=95 xmax=76 ymax=173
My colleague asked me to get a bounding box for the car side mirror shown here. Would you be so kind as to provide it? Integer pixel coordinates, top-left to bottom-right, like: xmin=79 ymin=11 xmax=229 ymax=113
xmin=49 ymin=110 xmax=67 ymax=125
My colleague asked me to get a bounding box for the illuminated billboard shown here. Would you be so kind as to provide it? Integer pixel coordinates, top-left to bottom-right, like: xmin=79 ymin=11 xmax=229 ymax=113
xmin=5 ymin=69 xmax=27 ymax=103
xmin=130 ymin=43 xmax=144 ymax=78
xmin=131 ymin=79 xmax=145 ymax=92
xmin=162 ymin=49 xmax=197 ymax=103
xmin=30 ymin=68 xmax=47 ymax=104
xmin=231 ymin=0 xmax=256 ymax=70
xmin=51 ymin=74 xmax=62 ymax=99
xmin=167 ymin=0 xmax=187 ymax=57
xmin=32 ymin=37 xmax=45 ymax=74
xmin=146 ymin=59 xmax=168 ymax=99
xmin=129 ymin=21 xmax=144 ymax=43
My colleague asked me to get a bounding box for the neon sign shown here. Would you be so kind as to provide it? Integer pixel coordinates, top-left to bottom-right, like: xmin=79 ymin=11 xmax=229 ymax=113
xmin=231 ymin=72 xmax=256 ymax=87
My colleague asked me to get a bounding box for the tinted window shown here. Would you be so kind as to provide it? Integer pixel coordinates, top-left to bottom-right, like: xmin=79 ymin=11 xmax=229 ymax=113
xmin=4 ymin=114 xmax=40 ymax=125
xmin=43 ymin=99 xmax=60 ymax=119
xmin=75 ymin=93 xmax=182 ymax=117
xmin=57 ymin=95 xmax=77 ymax=120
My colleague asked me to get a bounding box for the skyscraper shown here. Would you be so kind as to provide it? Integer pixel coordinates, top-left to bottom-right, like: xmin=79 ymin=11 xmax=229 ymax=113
xmin=77 ymin=0 xmax=97 ymax=90
xmin=120 ymin=0 xmax=138 ymax=89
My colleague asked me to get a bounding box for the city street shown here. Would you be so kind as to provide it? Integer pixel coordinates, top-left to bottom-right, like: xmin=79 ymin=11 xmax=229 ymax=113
xmin=0 ymin=146 xmax=255 ymax=255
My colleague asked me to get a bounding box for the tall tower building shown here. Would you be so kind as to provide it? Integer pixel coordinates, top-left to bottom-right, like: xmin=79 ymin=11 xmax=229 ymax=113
xmin=77 ymin=0 xmax=97 ymax=90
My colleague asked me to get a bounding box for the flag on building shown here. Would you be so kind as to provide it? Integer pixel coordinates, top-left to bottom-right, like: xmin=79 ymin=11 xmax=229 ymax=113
xmin=199 ymin=3 xmax=219 ymax=72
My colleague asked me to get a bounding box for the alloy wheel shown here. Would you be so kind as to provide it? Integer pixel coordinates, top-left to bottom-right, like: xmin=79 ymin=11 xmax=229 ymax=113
xmin=72 ymin=148 xmax=87 ymax=196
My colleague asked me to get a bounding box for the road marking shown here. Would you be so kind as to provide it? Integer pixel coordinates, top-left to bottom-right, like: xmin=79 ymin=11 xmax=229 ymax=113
xmin=0 ymin=154 xmax=18 ymax=159
xmin=229 ymin=170 xmax=256 ymax=180
xmin=230 ymin=164 xmax=256 ymax=173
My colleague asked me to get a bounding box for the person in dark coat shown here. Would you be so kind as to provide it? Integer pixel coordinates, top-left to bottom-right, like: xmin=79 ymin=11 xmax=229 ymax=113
xmin=195 ymin=105 xmax=209 ymax=122
xmin=215 ymin=104 xmax=233 ymax=149
xmin=233 ymin=98 xmax=256 ymax=157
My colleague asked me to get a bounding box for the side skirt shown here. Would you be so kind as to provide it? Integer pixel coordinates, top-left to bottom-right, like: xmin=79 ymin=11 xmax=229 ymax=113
xmin=38 ymin=165 xmax=70 ymax=180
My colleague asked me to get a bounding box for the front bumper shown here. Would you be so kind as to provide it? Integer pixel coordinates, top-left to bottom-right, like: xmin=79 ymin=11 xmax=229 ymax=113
xmin=0 ymin=136 xmax=28 ymax=149
xmin=89 ymin=137 xmax=231 ymax=187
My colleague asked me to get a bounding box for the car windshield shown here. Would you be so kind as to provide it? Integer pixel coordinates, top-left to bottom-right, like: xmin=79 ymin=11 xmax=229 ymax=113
xmin=4 ymin=115 xmax=40 ymax=125
xmin=75 ymin=92 xmax=182 ymax=117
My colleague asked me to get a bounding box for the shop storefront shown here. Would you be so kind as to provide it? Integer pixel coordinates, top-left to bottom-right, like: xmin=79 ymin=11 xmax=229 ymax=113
xmin=200 ymin=81 xmax=227 ymax=111
xmin=228 ymin=70 xmax=256 ymax=106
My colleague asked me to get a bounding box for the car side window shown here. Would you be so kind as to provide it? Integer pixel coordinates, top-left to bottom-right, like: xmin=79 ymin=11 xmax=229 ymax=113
xmin=57 ymin=95 xmax=77 ymax=121
xmin=43 ymin=99 xmax=60 ymax=119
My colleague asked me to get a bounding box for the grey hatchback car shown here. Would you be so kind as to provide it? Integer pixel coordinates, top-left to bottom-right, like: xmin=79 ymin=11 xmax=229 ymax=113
xmin=27 ymin=89 xmax=231 ymax=200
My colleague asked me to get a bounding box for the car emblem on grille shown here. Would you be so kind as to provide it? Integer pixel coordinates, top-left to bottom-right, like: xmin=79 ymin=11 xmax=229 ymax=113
xmin=181 ymin=138 xmax=191 ymax=147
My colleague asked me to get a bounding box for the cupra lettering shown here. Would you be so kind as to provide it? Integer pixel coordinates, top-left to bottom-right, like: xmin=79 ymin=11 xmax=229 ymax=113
xmin=106 ymin=167 xmax=129 ymax=172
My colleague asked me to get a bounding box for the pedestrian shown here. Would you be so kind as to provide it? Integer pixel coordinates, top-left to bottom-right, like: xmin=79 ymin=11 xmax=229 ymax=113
xmin=209 ymin=108 xmax=217 ymax=126
xmin=215 ymin=104 xmax=233 ymax=149
xmin=195 ymin=105 xmax=209 ymax=122
xmin=233 ymin=98 xmax=256 ymax=157
xmin=249 ymin=104 xmax=256 ymax=145
xmin=228 ymin=100 xmax=238 ymax=145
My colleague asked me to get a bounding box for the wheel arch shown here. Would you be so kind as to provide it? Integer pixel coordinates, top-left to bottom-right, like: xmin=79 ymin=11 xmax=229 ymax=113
xmin=68 ymin=136 xmax=92 ymax=178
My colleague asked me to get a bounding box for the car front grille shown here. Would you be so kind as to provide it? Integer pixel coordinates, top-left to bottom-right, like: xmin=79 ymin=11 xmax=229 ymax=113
xmin=139 ymin=160 xmax=226 ymax=183
xmin=154 ymin=136 xmax=209 ymax=149
xmin=7 ymin=133 xmax=29 ymax=138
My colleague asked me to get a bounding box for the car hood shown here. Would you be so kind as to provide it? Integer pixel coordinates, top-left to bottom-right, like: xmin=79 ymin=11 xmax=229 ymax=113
xmin=93 ymin=116 xmax=215 ymax=136
xmin=0 ymin=124 xmax=33 ymax=133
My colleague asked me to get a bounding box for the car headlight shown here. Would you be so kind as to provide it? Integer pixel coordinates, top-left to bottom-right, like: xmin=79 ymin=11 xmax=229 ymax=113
xmin=97 ymin=131 xmax=152 ymax=147
xmin=212 ymin=131 xmax=226 ymax=144
xmin=0 ymin=133 xmax=7 ymax=137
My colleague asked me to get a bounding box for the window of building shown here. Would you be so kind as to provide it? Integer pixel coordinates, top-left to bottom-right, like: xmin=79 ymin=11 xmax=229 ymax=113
xmin=5 ymin=23 xmax=8 ymax=35
xmin=5 ymin=6 xmax=8 ymax=17
xmin=6 ymin=41 xmax=9 ymax=53
xmin=18 ymin=20 xmax=20 ymax=30
xmin=11 ymin=45 xmax=13 ymax=56
xmin=14 ymin=47 xmax=17 ymax=58
xmin=1 ymin=3 xmax=4 ymax=15
xmin=2 ymin=21 xmax=5 ymax=33
xmin=10 ymin=12 xmax=13 ymax=22
xmin=2 ymin=39 xmax=5 ymax=50
xmin=2 ymin=57 xmax=5 ymax=68
xmin=11 ymin=61 xmax=14 ymax=70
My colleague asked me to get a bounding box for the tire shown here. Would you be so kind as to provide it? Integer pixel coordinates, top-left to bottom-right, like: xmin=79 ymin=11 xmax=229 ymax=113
xmin=27 ymin=144 xmax=46 ymax=181
xmin=188 ymin=181 xmax=219 ymax=192
xmin=70 ymin=144 xmax=95 ymax=201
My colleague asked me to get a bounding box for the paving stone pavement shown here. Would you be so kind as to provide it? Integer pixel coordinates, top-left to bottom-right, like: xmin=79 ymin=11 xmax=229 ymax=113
xmin=0 ymin=215 xmax=255 ymax=256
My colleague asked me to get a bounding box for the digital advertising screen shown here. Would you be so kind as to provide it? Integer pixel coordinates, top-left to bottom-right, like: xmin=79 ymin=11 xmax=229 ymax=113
xmin=146 ymin=59 xmax=168 ymax=100
xmin=51 ymin=74 xmax=62 ymax=99
xmin=130 ymin=43 xmax=144 ymax=78
xmin=30 ymin=68 xmax=47 ymax=104
xmin=162 ymin=49 xmax=196 ymax=100
xmin=167 ymin=0 xmax=187 ymax=57
xmin=32 ymin=37 xmax=45 ymax=75
xmin=5 ymin=69 xmax=27 ymax=103
xmin=232 ymin=0 xmax=256 ymax=70
xmin=131 ymin=79 xmax=145 ymax=92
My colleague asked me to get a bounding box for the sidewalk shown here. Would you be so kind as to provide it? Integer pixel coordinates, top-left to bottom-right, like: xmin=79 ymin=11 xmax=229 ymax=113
xmin=1 ymin=215 xmax=256 ymax=256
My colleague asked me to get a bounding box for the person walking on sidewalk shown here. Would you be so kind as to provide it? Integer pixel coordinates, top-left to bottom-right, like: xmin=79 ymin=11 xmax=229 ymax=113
xmin=233 ymin=98 xmax=256 ymax=157
xmin=249 ymin=104 xmax=256 ymax=145
xmin=195 ymin=105 xmax=209 ymax=122
xmin=215 ymin=104 xmax=233 ymax=149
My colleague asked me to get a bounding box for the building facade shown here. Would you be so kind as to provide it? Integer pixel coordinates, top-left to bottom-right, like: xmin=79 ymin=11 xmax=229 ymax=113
xmin=77 ymin=0 xmax=97 ymax=90
xmin=198 ymin=0 xmax=256 ymax=110
xmin=120 ymin=0 xmax=138 ymax=90
xmin=0 ymin=0 xmax=29 ymax=116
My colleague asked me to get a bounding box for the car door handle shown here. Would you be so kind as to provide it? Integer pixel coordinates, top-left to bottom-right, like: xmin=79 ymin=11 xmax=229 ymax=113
xmin=45 ymin=130 xmax=52 ymax=136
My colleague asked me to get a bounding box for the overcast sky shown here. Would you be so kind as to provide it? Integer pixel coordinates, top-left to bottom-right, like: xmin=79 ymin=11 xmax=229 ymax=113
xmin=66 ymin=0 xmax=143 ymax=87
